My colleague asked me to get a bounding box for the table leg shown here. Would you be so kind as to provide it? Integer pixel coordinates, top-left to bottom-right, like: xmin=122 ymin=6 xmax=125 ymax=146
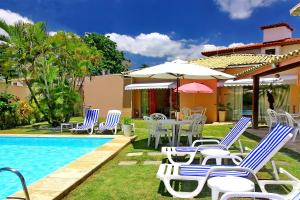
xmin=211 ymin=189 xmax=219 ymax=200
xmin=171 ymin=125 xmax=176 ymax=146
xmin=216 ymin=158 xmax=222 ymax=165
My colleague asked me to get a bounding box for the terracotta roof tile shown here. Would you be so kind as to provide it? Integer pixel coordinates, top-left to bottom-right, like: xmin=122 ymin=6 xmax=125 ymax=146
xmin=201 ymin=38 xmax=300 ymax=56
xmin=191 ymin=54 xmax=278 ymax=69
xmin=235 ymin=49 xmax=300 ymax=77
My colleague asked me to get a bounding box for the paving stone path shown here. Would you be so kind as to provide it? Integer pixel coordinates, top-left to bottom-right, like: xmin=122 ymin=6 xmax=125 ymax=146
xmin=126 ymin=152 xmax=143 ymax=157
xmin=147 ymin=152 xmax=162 ymax=156
xmin=118 ymin=161 xmax=138 ymax=166
xmin=143 ymin=161 xmax=161 ymax=165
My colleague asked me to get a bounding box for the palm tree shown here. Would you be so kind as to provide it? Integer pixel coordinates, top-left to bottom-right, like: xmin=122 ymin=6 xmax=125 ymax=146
xmin=0 ymin=20 xmax=49 ymax=117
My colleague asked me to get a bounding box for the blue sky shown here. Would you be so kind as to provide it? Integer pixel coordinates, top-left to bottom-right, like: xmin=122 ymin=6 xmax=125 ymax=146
xmin=0 ymin=0 xmax=299 ymax=68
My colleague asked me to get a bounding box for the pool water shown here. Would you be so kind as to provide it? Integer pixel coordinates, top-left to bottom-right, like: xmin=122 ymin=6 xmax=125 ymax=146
xmin=0 ymin=136 xmax=112 ymax=200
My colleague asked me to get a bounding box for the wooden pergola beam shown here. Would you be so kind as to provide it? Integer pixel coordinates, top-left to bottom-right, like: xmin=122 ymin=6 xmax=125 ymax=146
xmin=252 ymin=76 xmax=259 ymax=128
xmin=249 ymin=59 xmax=300 ymax=128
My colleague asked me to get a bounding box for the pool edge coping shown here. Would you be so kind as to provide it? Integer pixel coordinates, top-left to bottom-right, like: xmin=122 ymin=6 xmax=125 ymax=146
xmin=4 ymin=134 xmax=136 ymax=200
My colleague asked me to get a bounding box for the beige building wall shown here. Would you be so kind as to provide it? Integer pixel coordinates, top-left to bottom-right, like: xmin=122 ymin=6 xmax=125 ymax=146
xmin=0 ymin=82 xmax=30 ymax=100
xmin=83 ymin=75 xmax=132 ymax=118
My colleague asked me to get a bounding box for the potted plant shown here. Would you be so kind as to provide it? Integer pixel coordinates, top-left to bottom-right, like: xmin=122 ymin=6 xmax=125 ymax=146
xmin=217 ymin=103 xmax=227 ymax=122
xmin=122 ymin=117 xmax=133 ymax=136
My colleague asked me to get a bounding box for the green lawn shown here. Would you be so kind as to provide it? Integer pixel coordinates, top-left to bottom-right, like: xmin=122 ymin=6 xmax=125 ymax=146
xmin=1 ymin=119 xmax=299 ymax=199
xmin=62 ymin=120 xmax=300 ymax=200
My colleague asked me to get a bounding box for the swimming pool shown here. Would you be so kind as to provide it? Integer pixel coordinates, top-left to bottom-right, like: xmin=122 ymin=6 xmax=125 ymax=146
xmin=0 ymin=136 xmax=112 ymax=200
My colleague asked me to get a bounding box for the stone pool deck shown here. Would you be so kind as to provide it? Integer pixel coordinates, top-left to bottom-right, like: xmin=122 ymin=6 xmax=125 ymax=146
xmin=2 ymin=134 xmax=135 ymax=200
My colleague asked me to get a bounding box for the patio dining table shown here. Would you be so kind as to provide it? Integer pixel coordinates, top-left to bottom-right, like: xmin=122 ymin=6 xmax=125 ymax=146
xmin=158 ymin=119 xmax=193 ymax=146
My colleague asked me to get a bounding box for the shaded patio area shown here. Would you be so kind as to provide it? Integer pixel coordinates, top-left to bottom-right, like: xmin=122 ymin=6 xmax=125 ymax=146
xmin=246 ymin=127 xmax=300 ymax=157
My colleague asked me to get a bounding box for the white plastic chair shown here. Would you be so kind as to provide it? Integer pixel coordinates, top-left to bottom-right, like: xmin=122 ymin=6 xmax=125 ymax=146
xmin=150 ymin=113 xmax=167 ymax=120
xmin=192 ymin=106 xmax=206 ymax=115
xmin=176 ymin=114 xmax=206 ymax=146
xmin=143 ymin=116 xmax=171 ymax=149
xmin=181 ymin=107 xmax=191 ymax=119
xmin=177 ymin=116 xmax=203 ymax=146
xmin=285 ymin=112 xmax=299 ymax=142
xmin=266 ymin=109 xmax=278 ymax=131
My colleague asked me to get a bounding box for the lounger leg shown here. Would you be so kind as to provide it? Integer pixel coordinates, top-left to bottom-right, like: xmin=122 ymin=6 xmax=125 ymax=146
xmin=272 ymin=160 xmax=280 ymax=180
xmin=167 ymin=152 xmax=197 ymax=165
xmin=155 ymin=134 xmax=161 ymax=149
xmin=148 ymin=135 xmax=151 ymax=147
xmin=163 ymin=178 xmax=205 ymax=198
xmin=89 ymin=128 xmax=94 ymax=135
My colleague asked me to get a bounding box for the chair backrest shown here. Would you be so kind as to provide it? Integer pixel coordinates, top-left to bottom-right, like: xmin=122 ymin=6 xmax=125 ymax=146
xmin=285 ymin=112 xmax=296 ymax=128
xmin=83 ymin=109 xmax=100 ymax=126
xmin=239 ymin=124 xmax=293 ymax=173
xmin=150 ymin=113 xmax=167 ymax=120
xmin=192 ymin=106 xmax=206 ymax=115
xmin=143 ymin=116 xmax=159 ymax=135
xmin=105 ymin=110 xmax=121 ymax=126
xmin=219 ymin=117 xmax=252 ymax=148
xmin=181 ymin=107 xmax=191 ymax=119
xmin=267 ymin=109 xmax=278 ymax=121
xmin=187 ymin=117 xmax=200 ymax=132
xmin=187 ymin=114 xmax=202 ymax=121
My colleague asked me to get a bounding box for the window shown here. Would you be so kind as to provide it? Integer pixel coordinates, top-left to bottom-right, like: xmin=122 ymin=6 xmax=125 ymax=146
xmin=265 ymin=49 xmax=276 ymax=55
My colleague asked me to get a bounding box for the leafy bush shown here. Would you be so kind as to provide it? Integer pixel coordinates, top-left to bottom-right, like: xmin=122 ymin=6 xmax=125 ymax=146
xmin=0 ymin=92 xmax=19 ymax=129
xmin=123 ymin=117 xmax=132 ymax=125
xmin=0 ymin=92 xmax=39 ymax=129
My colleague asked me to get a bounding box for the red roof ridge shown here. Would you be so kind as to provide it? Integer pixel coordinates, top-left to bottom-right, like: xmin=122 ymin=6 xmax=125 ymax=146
xmin=201 ymin=38 xmax=300 ymax=57
xmin=260 ymin=23 xmax=294 ymax=31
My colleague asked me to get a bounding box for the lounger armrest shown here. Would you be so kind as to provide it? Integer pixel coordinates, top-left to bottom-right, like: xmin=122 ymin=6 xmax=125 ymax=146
xmin=192 ymin=139 xmax=220 ymax=147
xmin=194 ymin=144 xmax=227 ymax=151
xmin=279 ymin=168 xmax=300 ymax=183
xmin=257 ymin=167 xmax=300 ymax=195
xmin=202 ymin=155 xmax=243 ymax=165
xmin=220 ymin=192 xmax=284 ymax=200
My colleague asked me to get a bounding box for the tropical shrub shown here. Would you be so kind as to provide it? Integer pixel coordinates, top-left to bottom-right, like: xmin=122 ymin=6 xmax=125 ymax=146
xmin=0 ymin=21 xmax=102 ymax=127
xmin=0 ymin=92 xmax=19 ymax=129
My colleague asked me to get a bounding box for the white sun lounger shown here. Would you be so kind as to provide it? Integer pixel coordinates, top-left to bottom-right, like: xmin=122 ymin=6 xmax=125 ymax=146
xmin=162 ymin=117 xmax=251 ymax=164
xmin=95 ymin=110 xmax=121 ymax=134
xmin=156 ymin=124 xmax=294 ymax=198
xmin=70 ymin=109 xmax=99 ymax=134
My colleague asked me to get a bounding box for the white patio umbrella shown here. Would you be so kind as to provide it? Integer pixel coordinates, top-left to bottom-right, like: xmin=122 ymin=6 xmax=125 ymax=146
xmin=128 ymin=59 xmax=235 ymax=110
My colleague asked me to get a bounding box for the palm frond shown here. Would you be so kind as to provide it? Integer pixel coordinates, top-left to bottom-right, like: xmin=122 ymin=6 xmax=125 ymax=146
xmin=0 ymin=19 xmax=11 ymax=35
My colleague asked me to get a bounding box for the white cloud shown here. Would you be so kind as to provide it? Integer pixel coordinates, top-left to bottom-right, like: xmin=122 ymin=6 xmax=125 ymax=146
xmin=215 ymin=0 xmax=282 ymax=19
xmin=0 ymin=9 xmax=33 ymax=25
xmin=106 ymin=32 xmax=247 ymax=60
xmin=48 ymin=31 xmax=57 ymax=36
xmin=0 ymin=9 xmax=33 ymax=36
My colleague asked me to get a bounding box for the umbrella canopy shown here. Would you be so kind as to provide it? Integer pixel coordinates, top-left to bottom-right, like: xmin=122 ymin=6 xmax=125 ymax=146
xmin=128 ymin=59 xmax=234 ymax=111
xmin=290 ymin=3 xmax=300 ymax=16
xmin=128 ymin=59 xmax=235 ymax=80
xmin=176 ymin=82 xmax=213 ymax=93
